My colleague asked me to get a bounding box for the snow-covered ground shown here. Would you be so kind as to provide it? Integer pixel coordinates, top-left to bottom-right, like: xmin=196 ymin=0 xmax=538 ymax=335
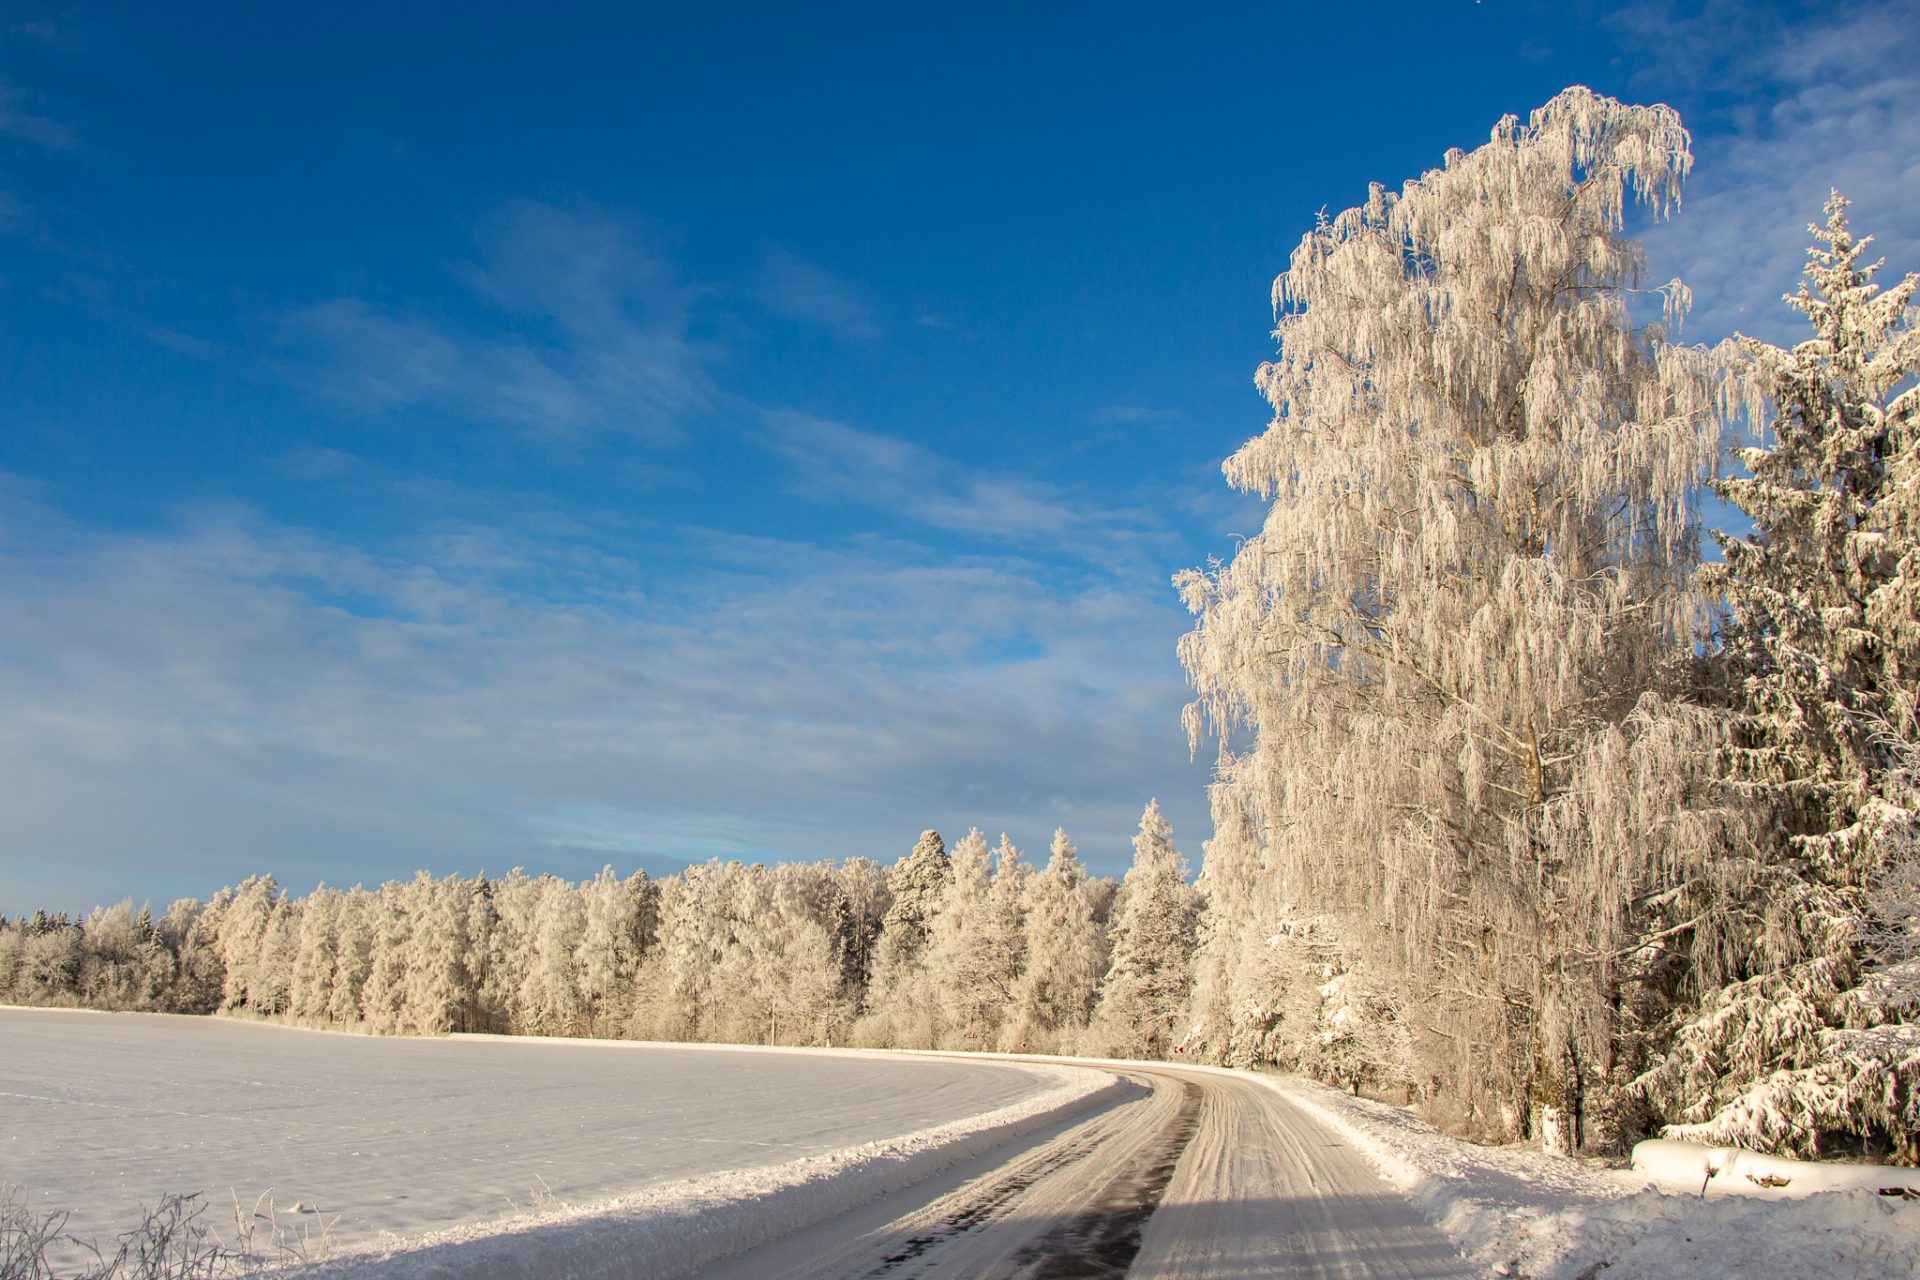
xmin=1258 ymin=1073 xmax=1920 ymax=1280
xmin=12 ymin=1008 xmax=1916 ymax=1279
xmin=0 ymin=1008 xmax=1114 ymax=1275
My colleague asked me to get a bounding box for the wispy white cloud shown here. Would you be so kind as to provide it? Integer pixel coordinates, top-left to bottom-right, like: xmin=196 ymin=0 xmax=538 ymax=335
xmin=136 ymin=323 xmax=223 ymax=361
xmin=760 ymin=408 xmax=1164 ymax=554
xmin=0 ymin=77 xmax=74 ymax=150
xmin=1093 ymin=404 xmax=1186 ymax=426
xmin=759 ymin=246 xmax=882 ymax=340
xmin=0 ymin=485 xmax=1204 ymax=911
xmin=286 ymin=202 xmax=713 ymax=439
xmin=1619 ymin=0 xmax=1920 ymax=343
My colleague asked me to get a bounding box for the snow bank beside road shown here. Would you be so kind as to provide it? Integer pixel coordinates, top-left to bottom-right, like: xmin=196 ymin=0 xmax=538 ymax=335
xmin=1256 ymin=1075 xmax=1920 ymax=1280
xmin=286 ymin=1059 xmax=1126 ymax=1280
xmin=1632 ymin=1137 xmax=1920 ymax=1198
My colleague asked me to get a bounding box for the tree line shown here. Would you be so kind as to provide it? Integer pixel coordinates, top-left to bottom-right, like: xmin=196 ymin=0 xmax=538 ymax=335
xmin=0 ymin=805 xmax=1199 ymax=1061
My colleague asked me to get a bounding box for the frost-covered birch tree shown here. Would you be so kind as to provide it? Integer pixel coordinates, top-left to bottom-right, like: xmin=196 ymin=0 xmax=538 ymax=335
xmin=1178 ymin=87 xmax=1733 ymax=1148
xmin=1640 ymin=195 xmax=1920 ymax=1160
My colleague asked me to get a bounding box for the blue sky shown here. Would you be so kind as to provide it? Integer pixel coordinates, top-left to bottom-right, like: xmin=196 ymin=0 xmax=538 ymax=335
xmin=3 ymin=1 xmax=1916 ymax=912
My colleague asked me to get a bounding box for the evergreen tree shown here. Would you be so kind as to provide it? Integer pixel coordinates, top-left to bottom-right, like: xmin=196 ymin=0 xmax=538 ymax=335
xmin=518 ymin=874 xmax=587 ymax=1037
xmin=630 ymin=861 xmax=733 ymax=1042
xmin=77 ymin=901 xmax=171 ymax=1010
xmin=1640 ymin=195 xmax=1920 ymax=1160
xmin=464 ymin=874 xmax=505 ymax=1032
xmin=1010 ymin=829 xmax=1105 ymax=1052
xmin=576 ymin=868 xmax=653 ymax=1037
xmin=288 ymin=886 xmax=340 ymax=1022
xmin=326 ymin=887 xmax=375 ymax=1025
xmin=859 ymin=829 xmax=951 ymax=1047
xmin=359 ymin=883 xmax=411 ymax=1034
xmin=928 ymin=830 xmax=1025 ymax=1050
xmin=1087 ymin=802 xmax=1198 ymax=1059
xmin=218 ymin=875 xmax=281 ymax=1013
xmin=403 ymin=873 xmax=473 ymax=1035
xmin=835 ymin=856 xmax=891 ymax=1005
xmin=248 ymin=897 xmax=299 ymax=1017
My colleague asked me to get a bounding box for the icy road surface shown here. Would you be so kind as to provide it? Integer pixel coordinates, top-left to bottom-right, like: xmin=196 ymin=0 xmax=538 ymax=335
xmin=0 ymin=1009 xmax=1078 ymax=1263
xmin=696 ymin=1061 xmax=1473 ymax=1279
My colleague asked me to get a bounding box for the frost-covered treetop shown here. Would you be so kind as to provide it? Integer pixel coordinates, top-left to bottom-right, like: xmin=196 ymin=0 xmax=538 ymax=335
xmin=1249 ymin=85 xmax=1702 ymax=530
xmin=1182 ymin=85 xmax=1718 ymax=755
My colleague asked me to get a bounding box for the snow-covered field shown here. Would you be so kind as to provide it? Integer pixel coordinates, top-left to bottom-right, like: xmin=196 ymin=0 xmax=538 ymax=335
xmin=1260 ymin=1073 xmax=1920 ymax=1280
xmin=0 ymin=1008 xmax=1112 ymax=1274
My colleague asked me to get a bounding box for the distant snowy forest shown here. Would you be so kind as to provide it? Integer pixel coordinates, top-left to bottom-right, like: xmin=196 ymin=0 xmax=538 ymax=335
xmin=0 ymin=810 xmax=1196 ymax=1058
xmin=6 ymin=89 xmax=1917 ymax=1166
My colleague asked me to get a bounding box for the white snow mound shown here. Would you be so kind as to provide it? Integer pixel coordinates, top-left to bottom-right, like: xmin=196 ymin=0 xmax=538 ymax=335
xmin=1252 ymin=1075 xmax=1920 ymax=1280
xmin=1632 ymin=1138 xmax=1920 ymax=1198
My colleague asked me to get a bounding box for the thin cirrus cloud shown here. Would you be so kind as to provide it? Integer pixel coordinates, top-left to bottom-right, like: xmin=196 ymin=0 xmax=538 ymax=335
xmin=0 ymin=482 xmax=1203 ymax=912
xmin=0 ymin=76 xmax=75 ymax=151
xmin=758 ymin=246 xmax=882 ymax=341
xmin=763 ymin=408 xmax=1126 ymax=542
xmin=284 ymin=201 xmax=714 ymax=439
xmin=1619 ymin=0 xmax=1920 ymax=345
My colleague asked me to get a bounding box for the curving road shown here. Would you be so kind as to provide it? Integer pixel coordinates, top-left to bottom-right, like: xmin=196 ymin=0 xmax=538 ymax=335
xmin=693 ymin=1061 xmax=1472 ymax=1279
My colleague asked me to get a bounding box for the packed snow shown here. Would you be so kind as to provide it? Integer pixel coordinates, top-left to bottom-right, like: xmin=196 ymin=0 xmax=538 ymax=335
xmin=1632 ymin=1137 xmax=1920 ymax=1198
xmin=1257 ymin=1073 xmax=1920 ymax=1280
xmin=0 ymin=1008 xmax=1116 ymax=1275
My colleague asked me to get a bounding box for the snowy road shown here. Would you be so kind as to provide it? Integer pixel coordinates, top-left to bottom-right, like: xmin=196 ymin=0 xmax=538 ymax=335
xmin=697 ymin=1060 xmax=1472 ymax=1279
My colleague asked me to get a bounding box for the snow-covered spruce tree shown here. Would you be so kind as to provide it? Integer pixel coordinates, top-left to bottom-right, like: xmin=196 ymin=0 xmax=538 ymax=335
xmin=835 ymin=855 xmax=891 ymax=1002
xmin=517 ymin=873 xmax=587 ymax=1037
xmin=1177 ymin=87 xmax=1737 ymax=1149
xmin=1084 ymin=801 xmax=1198 ymax=1059
xmin=216 ymin=875 xmax=281 ymax=1013
xmin=77 ymin=901 xmax=173 ymax=1011
xmin=927 ymin=830 xmax=1021 ymax=1050
xmin=325 ymin=887 xmax=374 ymax=1024
xmin=1639 ymin=195 xmax=1920 ymax=1161
xmin=575 ymin=867 xmax=653 ymax=1037
xmin=857 ymin=829 xmax=952 ymax=1047
xmin=163 ymin=897 xmax=224 ymax=1014
xmin=463 ymin=874 xmax=506 ymax=1033
xmin=245 ymin=894 xmax=298 ymax=1017
xmin=1181 ymin=786 xmax=1283 ymax=1066
xmin=288 ymin=886 xmax=340 ymax=1023
xmin=402 ymin=873 xmax=473 ymax=1035
xmin=359 ymin=884 xmax=411 ymax=1034
xmin=762 ymin=861 xmax=857 ymax=1046
xmin=1009 ymin=829 xmax=1106 ymax=1052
